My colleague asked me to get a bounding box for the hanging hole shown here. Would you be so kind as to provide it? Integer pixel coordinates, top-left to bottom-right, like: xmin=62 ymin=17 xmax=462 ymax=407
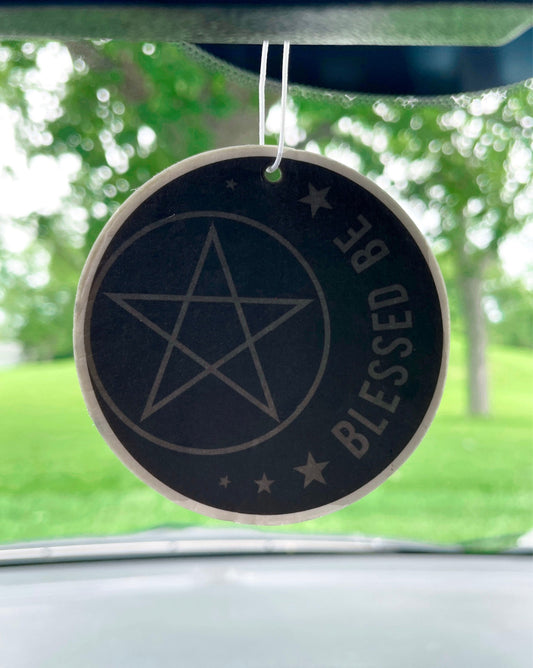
xmin=264 ymin=167 xmax=282 ymax=183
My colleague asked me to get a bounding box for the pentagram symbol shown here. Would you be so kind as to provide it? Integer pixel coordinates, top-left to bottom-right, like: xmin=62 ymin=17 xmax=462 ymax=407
xmin=105 ymin=224 xmax=312 ymax=423
xmin=86 ymin=210 xmax=330 ymax=456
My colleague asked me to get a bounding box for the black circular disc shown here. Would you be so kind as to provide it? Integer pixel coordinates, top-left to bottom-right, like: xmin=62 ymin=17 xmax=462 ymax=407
xmin=75 ymin=146 xmax=449 ymax=524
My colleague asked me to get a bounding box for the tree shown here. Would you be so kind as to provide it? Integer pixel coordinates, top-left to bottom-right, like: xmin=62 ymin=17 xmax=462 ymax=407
xmin=0 ymin=40 xmax=257 ymax=358
xmin=293 ymin=84 xmax=532 ymax=415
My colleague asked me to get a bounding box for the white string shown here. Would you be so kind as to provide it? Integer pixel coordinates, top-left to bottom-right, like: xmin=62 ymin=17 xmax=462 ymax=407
xmin=267 ymin=41 xmax=290 ymax=173
xmin=258 ymin=41 xmax=291 ymax=174
xmin=258 ymin=41 xmax=269 ymax=146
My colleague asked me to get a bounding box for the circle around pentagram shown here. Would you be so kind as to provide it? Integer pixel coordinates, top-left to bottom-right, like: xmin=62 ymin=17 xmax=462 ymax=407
xmin=84 ymin=211 xmax=331 ymax=455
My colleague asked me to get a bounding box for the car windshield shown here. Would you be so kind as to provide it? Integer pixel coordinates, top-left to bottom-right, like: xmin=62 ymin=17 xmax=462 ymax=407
xmin=0 ymin=39 xmax=531 ymax=553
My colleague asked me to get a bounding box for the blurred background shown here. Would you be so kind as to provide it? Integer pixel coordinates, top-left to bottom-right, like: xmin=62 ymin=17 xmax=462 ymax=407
xmin=0 ymin=39 xmax=531 ymax=547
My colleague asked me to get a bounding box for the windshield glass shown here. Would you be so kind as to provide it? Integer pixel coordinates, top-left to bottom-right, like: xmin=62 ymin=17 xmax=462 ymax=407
xmin=0 ymin=39 xmax=531 ymax=550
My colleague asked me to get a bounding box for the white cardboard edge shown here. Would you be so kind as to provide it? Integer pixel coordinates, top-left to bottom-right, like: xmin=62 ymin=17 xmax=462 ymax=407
xmin=74 ymin=145 xmax=450 ymax=526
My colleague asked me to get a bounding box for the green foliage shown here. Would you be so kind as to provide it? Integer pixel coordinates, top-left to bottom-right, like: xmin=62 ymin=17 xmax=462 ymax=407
xmin=486 ymin=274 xmax=533 ymax=348
xmin=0 ymin=336 xmax=531 ymax=544
xmin=0 ymin=40 xmax=253 ymax=358
xmin=296 ymin=86 xmax=532 ymax=276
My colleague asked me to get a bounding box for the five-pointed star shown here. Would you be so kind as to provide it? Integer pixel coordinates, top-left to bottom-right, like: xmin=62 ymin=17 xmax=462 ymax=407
xmin=299 ymin=183 xmax=332 ymax=217
xmin=219 ymin=476 xmax=231 ymax=488
xmin=255 ymin=473 xmax=274 ymax=493
xmin=105 ymin=224 xmax=312 ymax=422
xmin=294 ymin=452 xmax=329 ymax=488
xmin=226 ymin=179 xmax=237 ymax=190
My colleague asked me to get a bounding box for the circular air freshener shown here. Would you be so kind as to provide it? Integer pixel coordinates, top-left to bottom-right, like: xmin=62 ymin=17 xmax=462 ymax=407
xmin=75 ymin=145 xmax=449 ymax=524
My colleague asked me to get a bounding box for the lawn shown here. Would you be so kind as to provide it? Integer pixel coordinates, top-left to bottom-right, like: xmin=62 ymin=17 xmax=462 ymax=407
xmin=0 ymin=337 xmax=532 ymax=545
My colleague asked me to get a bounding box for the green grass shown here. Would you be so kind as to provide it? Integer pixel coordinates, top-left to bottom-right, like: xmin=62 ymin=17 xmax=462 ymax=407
xmin=1 ymin=337 xmax=532 ymax=545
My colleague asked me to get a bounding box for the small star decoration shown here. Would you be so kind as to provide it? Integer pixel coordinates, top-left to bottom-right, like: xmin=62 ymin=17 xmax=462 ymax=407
xmin=299 ymin=183 xmax=332 ymax=217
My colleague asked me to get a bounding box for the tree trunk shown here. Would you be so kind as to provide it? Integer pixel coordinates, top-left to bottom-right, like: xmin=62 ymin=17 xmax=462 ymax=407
xmin=461 ymin=275 xmax=490 ymax=416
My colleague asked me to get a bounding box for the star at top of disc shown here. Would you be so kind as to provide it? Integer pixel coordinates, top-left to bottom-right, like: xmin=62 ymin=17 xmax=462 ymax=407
xmin=299 ymin=183 xmax=332 ymax=218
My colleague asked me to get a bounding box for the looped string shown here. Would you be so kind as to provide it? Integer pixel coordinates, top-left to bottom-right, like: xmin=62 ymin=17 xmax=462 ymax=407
xmin=259 ymin=40 xmax=291 ymax=173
